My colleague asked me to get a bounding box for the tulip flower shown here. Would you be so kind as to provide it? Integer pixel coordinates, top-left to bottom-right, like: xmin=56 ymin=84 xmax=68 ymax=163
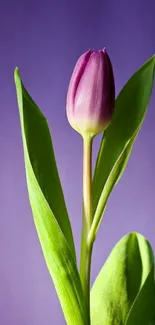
xmin=66 ymin=48 xmax=115 ymax=138
xmin=67 ymin=49 xmax=115 ymax=309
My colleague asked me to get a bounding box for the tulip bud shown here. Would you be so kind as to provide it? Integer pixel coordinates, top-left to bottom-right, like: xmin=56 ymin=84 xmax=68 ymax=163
xmin=66 ymin=48 xmax=115 ymax=138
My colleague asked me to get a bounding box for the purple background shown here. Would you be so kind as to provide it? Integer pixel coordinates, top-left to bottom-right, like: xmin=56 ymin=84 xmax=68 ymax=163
xmin=0 ymin=0 xmax=155 ymax=324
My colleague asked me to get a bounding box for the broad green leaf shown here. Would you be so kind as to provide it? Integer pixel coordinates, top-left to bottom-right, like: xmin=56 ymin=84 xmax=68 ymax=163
xmin=14 ymin=68 xmax=88 ymax=325
xmin=90 ymin=232 xmax=155 ymax=325
xmin=92 ymin=55 xmax=155 ymax=234
xmin=14 ymin=69 xmax=76 ymax=261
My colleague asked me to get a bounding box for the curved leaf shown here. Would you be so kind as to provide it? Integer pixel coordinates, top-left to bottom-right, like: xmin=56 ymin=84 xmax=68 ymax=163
xmin=89 ymin=122 xmax=142 ymax=240
xmin=90 ymin=232 xmax=155 ymax=325
xmin=14 ymin=68 xmax=88 ymax=325
xmin=92 ymin=55 xmax=155 ymax=233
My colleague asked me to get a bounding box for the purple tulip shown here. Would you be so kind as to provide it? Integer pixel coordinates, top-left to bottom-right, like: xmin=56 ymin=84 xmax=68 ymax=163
xmin=66 ymin=48 xmax=115 ymax=138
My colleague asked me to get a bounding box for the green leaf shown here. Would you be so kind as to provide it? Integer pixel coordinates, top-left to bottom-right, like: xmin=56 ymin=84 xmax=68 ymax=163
xmin=89 ymin=123 xmax=142 ymax=241
xmin=14 ymin=68 xmax=88 ymax=325
xmin=92 ymin=55 xmax=155 ymax=235
xmin=90 ymin=232 xmax=155 ymax=325
xmin=15 ymin=68 xmax=76 ymax=261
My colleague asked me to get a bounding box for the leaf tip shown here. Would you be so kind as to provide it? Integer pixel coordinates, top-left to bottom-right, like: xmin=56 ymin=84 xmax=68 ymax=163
xmin=14 ymin=67 xmax=20 ymax=83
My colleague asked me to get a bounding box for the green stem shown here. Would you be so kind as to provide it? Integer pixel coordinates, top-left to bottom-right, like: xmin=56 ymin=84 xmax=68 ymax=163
xmin=80 ymin=136 xmax=93 ymax=320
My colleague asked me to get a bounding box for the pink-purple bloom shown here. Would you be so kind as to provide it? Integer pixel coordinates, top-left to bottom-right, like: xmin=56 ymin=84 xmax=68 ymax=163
xmin=66 ymin=48 xmax=115 ymax=137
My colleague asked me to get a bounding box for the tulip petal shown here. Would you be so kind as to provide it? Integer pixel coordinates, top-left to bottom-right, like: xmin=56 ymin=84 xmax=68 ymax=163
xmin=66 ymin=51 xmax=91 ymax=115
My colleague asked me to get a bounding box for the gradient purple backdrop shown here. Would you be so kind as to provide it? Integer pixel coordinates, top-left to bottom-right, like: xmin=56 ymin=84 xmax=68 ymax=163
xmin=0 ymin=0 xmax=155 ymax=324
